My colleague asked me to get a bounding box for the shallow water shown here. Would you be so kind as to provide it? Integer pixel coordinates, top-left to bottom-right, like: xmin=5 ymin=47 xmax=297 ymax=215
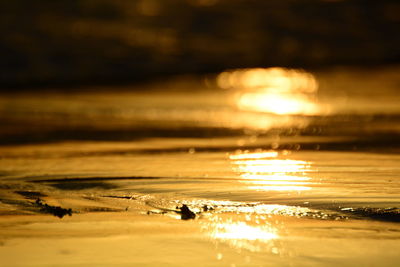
xmin=0 ymin=66 xmax=400 ymax=266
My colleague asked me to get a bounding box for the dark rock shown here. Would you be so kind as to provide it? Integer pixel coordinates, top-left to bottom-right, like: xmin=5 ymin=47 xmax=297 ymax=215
xmin=179 ymin=204 xmax=196 ymax=220
xmin=35 ymin=198 xmax=72 ymax=219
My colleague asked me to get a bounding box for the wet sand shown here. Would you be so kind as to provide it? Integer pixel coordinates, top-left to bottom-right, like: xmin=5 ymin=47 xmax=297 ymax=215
xmin=1 ymin=67 xmax=400 ymax=266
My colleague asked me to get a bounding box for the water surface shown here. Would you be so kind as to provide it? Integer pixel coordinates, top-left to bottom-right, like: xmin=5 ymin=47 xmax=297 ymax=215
xmin=0 ymin=66 xmax=399 ymax=266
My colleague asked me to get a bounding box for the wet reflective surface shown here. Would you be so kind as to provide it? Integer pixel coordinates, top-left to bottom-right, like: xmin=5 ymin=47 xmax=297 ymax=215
xmin=219 ymin=68 xmax=323 ymax=116
xmin=1 ymin=66 xmax=400 ymax=266
xmin=230 ymin=151 xmax=313 ymax=191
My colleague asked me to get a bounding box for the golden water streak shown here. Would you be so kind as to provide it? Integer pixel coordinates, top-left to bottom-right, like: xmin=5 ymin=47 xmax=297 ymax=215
xmin=230 ymin=151 xmax=314 ymax=191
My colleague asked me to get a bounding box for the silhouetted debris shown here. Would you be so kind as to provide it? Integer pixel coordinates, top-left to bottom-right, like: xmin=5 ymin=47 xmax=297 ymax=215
xmin=101 ymin=195 xmax=136 ymax=200
xmin=35 ymin=198 xmax=72 ymax=218
xmin=178 ymin=204 xmax=196 ymax=220
xmin=340 ymin=207 xmax=400 ymax=223
xmin=145 ymin=201 xmax=196 ymax=220
xmin=202 ymin=205 xmax=214 ymax=212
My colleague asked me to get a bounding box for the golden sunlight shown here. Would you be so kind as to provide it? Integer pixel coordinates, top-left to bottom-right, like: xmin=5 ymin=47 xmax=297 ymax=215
xmin=230 ymin=151 xmax=313 ymax=191
xmin=206 ymin=216 xmax=279 ymax=252
xmin=229 ymin=151 xmax=278 ymax=160
xmin=237 ymin=92 xmax=320 ymax=115
xmin=213 ymin=221 xmax=278 ymax=241
xmin=217 ymin=67 xmax=318 ymax=93
xmin=217 ymin=67 xmax=326 ymax=115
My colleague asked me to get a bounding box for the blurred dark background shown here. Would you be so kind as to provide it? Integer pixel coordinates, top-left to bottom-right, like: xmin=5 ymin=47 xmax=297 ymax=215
xmin=1 ymin=0 xmax=399 ymax=89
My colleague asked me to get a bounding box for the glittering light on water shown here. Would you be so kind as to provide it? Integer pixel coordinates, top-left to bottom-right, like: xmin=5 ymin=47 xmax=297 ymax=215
xmin=229 ymin=151 xmax=278 ymax=160
xmin=230 ymin=151 xmax=313 ymax=191
xmin=237 ymin=92 xmax=320 ymax=115
xmin=233 ymin=159 xmax=311 ymax=173
xmin=217 ymin=67 xmax=318 ymax=93
xmin=217 ymin=67 xmax=327 ymax=116
xmin=213 ymin=222 xmax=278 ymax=241
xmin=205 ymin=215 xmax=279 ymax=252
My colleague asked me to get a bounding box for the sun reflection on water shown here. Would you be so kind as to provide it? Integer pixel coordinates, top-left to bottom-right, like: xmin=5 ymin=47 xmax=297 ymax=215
xmin=230 ymin=151 xmax=313 ymax=191
xmin=217 ymin=67 xmax=327 ymax=116
xmin=201 ymin=150 xmax=316 ymax=253
xmin=205 ymin=214 xmax=279 ymax=253
xmin=213 ymin=221 xmax=278 ymax=241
